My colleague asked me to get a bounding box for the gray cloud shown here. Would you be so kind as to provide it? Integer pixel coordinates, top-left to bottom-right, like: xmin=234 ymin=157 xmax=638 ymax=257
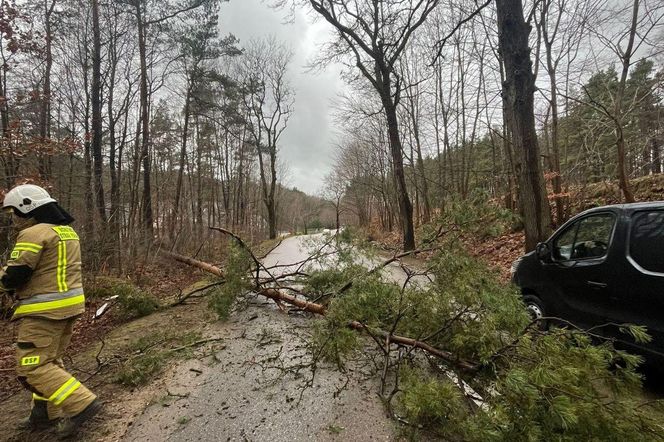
xmin=219 ymin=0 xmax=345 ymax=194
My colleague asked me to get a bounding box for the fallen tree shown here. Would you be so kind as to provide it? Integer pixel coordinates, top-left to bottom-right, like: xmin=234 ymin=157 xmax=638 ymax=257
xmin=162 ymin=248 xmax=477 ymax=371
xmin=164 ymin=228 xmax=664 ymax=440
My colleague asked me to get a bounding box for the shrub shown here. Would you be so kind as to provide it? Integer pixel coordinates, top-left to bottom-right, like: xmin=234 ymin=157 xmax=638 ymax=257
xmin=87 ymin=278 xmax=158 ymax=319
xmin=116 ymin=284 xmax=159 ymax=318
xmin=421 ymin=190 xmax=520 ymax=243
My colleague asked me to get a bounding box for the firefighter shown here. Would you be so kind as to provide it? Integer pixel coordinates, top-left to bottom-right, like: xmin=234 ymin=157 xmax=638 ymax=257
xmin=2 ymin=184 xmax=101 ymax=438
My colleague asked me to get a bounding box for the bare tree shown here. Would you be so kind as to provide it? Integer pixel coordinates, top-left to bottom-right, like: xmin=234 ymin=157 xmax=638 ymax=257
xmin=91 ymin=0 xmax=106 ymax=225
xmin=240 ymin=37 xmax=294 ymax=240
xmin=323 ymin=171 xmax=346 ymax=230
xmin=585 ymin=0 xmax=664 ymax=202
xmin=279 ymin=0 xmax=448 ymax=251
xmin=535 ymin=0 xmax=602 ymax=224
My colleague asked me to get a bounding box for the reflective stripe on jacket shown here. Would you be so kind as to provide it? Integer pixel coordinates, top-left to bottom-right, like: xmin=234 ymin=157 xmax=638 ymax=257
xmin=13 ymin=287 xmax=85 ymax=316
xmin=4 ymin=224 xmax=85 ymax=321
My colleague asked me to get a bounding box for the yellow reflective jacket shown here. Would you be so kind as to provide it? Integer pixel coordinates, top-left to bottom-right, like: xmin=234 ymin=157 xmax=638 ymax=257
xmin=3 ymin=223 xmax=85 ymax=321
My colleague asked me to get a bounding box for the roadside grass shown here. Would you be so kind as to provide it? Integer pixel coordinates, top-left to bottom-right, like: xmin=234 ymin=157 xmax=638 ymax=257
xmin=116 ymin=330 xmax=204 ymax=387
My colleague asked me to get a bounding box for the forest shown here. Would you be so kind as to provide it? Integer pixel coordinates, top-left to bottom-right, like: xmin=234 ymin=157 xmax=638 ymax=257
xmin=0 ymin=0 xmax=663 ymax=440
xmin=0 ymin=0 xmax=661 ymax=258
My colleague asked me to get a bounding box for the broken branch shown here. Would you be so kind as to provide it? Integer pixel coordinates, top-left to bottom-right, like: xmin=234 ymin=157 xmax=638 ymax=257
xmin=164 ymin=251 xmax=479 ymax=372
xmin=161 ymin=250 xmax=224 ymax=277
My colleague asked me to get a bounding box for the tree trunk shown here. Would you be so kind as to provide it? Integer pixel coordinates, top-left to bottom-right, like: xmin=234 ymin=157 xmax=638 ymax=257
xmin=409 ymin=96 xmax=431 ymax=224
xmin=335 ymin=198 xmax=340 ymax=231
xmin=195 ymin=116 xmax=203 ymax=233
xmin=173 ymin=85 xmax=192 ymax=238
xmin=268 ymin=143 xmax=278 ymax=239
xmin=82 ymin=42 xmax=94 ymax=237
xmin=136 ymin=1 xmax=154 ymax=240
xmin=496 ymin=0 xmax=552 ymax=251
xmin=38 ymin=0 xmax=56 ymax=180
xmin=0 ymin=64 xmax=15 ymax=189
xmin=653 ymin=137 xmax=662 ymax=174
xmin=612 ymin=0 xmax=639 ymax=203
xmin=91 ymin=0 xmax=106 ymax=224
xmin=107 ymin=11 xmax=123 ymax=267
xmin=380 ymin=69 xmax=415 ymax=251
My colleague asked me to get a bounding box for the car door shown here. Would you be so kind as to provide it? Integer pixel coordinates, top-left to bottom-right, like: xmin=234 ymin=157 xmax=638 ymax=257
xmin=546 ymin=212 xmax=619 ymax=330
xmin=609 ymin=209 xmax=664 ymax=356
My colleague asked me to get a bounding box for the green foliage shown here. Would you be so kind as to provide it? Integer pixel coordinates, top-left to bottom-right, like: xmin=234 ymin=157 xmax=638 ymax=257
xmin=417 ymin=242 xmax=529 ymax=362
xmin=399 ymin=368 xmax=469 ymax=440
xmin=325 ymin=424 xmax=344 ymax=435
xmin=116 ymin=352 xmax=166 ymax=387
xmin=305 ymin=239 xmax=663 ymax=440
xmin=459 ymin=329 xmax=664 ymax=441
xmin=85 ymin=277 xmax=124 ymax=300
xmin=337 ymin=226 xmax=354 ymax=244
xmin=619 ymin=324 xmax=652 ymax=345
xmin=311 ymin=320 xmax=359 ymax=368
xmin=561 ymin=61 xmax=663 ymax=184
xmin=307 ymin=219 xmax=323 ymax=230
xmin=117 ymin=284 xmax=159 ymax=319
xmin=208 ymin=242 xmax=252 ymax=320
xmin=88 ymin=278 xmax=158 ymax=319
xmin=421 ymin=191 xmax=520 ymax=244
xmin=302 ymin=264 xmax=366 ymax=299
xmin=116 ymin=331 xmax=202 ymax=387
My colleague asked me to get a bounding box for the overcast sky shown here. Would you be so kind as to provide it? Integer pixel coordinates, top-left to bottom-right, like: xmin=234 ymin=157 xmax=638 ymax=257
xmin=218 ymin=0 xmax=345 ymax=194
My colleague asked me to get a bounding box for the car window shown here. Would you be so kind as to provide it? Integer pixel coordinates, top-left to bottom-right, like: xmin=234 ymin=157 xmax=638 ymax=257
xmin=553 ymin=222 xmax=577 ymax=260
xmin=552 ymin=213 xmax=615 ymax=261
xmin=571 ymin=214 xmax=615 ymax=259
xmin=630 ymin=210 xmax=664 ymax=274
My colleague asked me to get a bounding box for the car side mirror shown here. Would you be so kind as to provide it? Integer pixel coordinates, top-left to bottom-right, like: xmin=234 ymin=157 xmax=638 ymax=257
xmin=536 ymin=242 xmax=552 ymax=262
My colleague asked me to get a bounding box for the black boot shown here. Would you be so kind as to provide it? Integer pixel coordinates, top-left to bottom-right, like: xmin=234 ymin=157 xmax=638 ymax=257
xmin=56 ymin=399 xmax=103 ymax=439
xmin=17 ymin=400 xmax=55 ymax=431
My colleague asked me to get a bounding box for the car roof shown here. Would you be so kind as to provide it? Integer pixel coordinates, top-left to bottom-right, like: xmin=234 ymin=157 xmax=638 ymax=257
xmin=579 ymin=201 xmax=664 ymax=216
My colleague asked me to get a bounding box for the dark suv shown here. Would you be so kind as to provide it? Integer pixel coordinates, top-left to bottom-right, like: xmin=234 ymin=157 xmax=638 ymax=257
xmin=511 ymin=202 xmax=664 ymax=360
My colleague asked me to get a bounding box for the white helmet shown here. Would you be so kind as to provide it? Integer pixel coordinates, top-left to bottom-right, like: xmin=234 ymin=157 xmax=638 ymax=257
xmin=3 ymin=184 xmax=57 ymax=215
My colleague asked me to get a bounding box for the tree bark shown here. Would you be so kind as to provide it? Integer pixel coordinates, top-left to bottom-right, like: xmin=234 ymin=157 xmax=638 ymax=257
xmin=173 ymin=85 xmax=192 ymax=238
xmin=91 ymin=0 xmax=106 ymax=224
xmin=496 ymin=0 xmax=552 ymax=251
xmin=653 ymin=137 xmax=662 ymax=174
xmin=136 ymin=1 xmax=154 ymax=240
xmin=539 ymin=1 xmax=565 ymax=225
xmin=38 ymin=0 xmax=56 ymax=180
xmin=162 ymin=250 xmax=477 ymax=372
xmin=612 ymin=0 xmax=639 ymax=203
xmin=381 ymin=76 xmax=415 ymax=251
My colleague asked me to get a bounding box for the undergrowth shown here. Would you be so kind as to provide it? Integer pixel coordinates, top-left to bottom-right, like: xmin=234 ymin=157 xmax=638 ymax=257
xmin=116 ymin=331 xmax=203 ymax=387
xmin=420 ymin=190 xmax=520 ymax=243
xmin=87 ymin=278 xmax=159 ymax=319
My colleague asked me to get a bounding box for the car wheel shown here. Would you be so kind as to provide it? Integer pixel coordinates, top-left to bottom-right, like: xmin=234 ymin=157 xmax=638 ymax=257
xmin=523 ymin=294 xmax=548 ymax=330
